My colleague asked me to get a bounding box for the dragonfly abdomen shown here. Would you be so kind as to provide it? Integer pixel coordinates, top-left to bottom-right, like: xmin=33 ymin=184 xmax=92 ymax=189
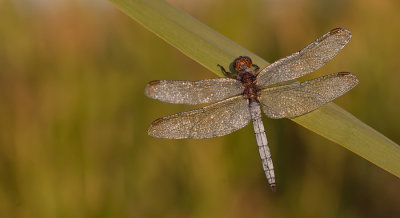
xmin=249 ymin=101 xmax=276 ymax=191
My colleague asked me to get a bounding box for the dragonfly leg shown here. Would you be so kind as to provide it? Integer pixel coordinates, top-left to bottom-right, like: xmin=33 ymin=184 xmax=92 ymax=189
xmin=217 ymin=64 xmax=237 ymax=79
xmin=252 ymin=64 xmax=260 ymax=72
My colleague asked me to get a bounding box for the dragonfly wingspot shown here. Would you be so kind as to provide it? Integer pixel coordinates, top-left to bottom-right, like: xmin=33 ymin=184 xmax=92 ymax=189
xmin=337 ymin=72 xmax=350 ymax=76
xmin=151 ymin=117 xmax=164 ymax=125
xmin=148 ymin=80 xmax=161 ymax=86
xmin=329 ymin=27 xmax=343 ymax=34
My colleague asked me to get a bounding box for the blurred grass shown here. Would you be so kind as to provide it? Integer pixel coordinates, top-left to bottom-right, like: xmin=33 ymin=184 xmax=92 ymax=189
xmin=0 ymin=0 xmax=400 ymax=218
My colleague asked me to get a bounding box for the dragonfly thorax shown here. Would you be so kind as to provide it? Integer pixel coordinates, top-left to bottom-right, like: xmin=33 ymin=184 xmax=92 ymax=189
xmin=240 ymin=71 xmax=260 ymax=101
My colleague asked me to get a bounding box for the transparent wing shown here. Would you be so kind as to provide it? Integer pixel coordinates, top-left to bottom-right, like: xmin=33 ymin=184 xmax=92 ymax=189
xmin=256 ymin=28 xmax=352 ymax=87
xmin=145 ymin=78 xmax=243 ymax=105
xmin=259 ymin=72 xmax=359 ymax=119
xmin=148 ymin=95 xmax=251 ymax=139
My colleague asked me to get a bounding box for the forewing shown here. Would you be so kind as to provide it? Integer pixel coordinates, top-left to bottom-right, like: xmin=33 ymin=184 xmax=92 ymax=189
xmin=257 ymin=28 xmax=352 ymax=87
xmin=259 ymin=72 xmax=358 ymax=119
xmin=148 ymin=95 xmax=251 ymax=139
xmin=145 ymin=78 xmax=243 ymax=105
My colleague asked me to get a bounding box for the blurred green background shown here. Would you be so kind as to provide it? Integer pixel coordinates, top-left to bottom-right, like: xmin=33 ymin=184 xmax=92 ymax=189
xmin=1 ymin=0 xmax=400 ymax=217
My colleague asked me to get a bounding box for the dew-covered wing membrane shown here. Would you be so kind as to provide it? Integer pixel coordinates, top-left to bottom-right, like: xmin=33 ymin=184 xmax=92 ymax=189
xmin=259 ymin=72 xmax=359 ymax=119
xmin=145 ymin=78 xmax=243 ymax=105
xmin=256 ymin=28 xmax=352 ymax=87
xmin=148 ymin=95 xmax=251 ymax=139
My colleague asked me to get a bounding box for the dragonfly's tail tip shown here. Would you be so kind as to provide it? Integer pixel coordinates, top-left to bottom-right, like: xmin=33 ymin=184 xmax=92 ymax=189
xmin=270 ymin=184 xmax=277 ymax=192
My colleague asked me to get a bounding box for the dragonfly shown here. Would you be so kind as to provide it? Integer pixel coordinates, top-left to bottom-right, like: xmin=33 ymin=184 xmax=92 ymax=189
xmin=145 ymin=28 xmax=359 ymax=191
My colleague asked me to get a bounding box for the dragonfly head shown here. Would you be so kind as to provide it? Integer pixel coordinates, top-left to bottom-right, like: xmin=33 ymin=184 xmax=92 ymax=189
xmin=233 ymin=56 xmax=253 ymax=72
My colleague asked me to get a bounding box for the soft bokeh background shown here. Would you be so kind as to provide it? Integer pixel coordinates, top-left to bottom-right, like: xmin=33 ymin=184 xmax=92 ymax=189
xmin=1 ymin=0 xmax=400 ymax=217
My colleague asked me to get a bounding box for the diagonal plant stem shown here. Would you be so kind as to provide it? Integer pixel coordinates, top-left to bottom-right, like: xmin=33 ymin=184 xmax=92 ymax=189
xmin=110 ymin=0 xmax=400 ymax=178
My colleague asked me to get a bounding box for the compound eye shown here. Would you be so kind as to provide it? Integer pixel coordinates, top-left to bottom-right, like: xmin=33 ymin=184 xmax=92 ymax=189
xmin=242 ymin=56 xmax=253 ymax=67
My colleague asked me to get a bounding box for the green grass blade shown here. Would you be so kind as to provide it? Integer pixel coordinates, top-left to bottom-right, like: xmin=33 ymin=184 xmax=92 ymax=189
xmin=293 ymin=103 xmax=400 ymax=177
xmin=109 ymin=0 xmax=268 ymax=76
xmin=110 ymin=0 xmax=400 ymax=178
